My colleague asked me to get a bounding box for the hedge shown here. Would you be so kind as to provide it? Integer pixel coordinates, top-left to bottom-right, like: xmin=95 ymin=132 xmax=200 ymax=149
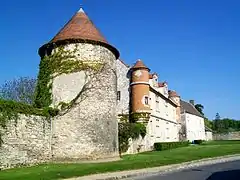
xmin=193 ymin=139 xmax=204 ymax=145
xmin=154 ymin=141 xmax=190 ymax=151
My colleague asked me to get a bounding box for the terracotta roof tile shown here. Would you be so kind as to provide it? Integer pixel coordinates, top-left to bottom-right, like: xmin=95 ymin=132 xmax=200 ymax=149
xmin=168 ymin=90 xmax=180 ymax=97
xmin=38 ymin=7 xmax=120 ymax=59
xmin=132 ymin=59 xmax=150 ymax=71
xmin=51 ymin=8 xmax=107 ymax=44
xmin=158 ymin=82 xmax=165 ymax=87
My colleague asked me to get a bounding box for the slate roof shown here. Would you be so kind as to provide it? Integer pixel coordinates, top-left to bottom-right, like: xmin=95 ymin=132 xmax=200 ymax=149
xmin=180 ymin=100 xmax=204 ymax=118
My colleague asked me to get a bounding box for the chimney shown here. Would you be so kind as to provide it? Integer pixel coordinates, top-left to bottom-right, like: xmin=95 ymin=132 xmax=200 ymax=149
xmin=189 ymin=100 xmax=195 ymax=105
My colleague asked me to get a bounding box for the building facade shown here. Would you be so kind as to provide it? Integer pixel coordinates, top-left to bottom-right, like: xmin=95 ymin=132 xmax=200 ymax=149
xmin=180 ymin=100 xmax=206 ymax=142
xmin=117 ymin=59 xmax=184 ymax=153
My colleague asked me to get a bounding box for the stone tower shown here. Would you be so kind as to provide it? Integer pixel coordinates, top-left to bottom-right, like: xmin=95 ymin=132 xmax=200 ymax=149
xmin=130 ymin=59 xmax=151 ymax=122
xmin=37 ymin=7 xmax=120 ymax=161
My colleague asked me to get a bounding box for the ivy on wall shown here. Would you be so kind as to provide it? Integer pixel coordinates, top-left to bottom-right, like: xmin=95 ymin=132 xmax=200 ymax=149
xmin=0 ymin=44 xmax=105 ymax=146
xmin=0 ymin=99 xmax=59 ymax=145
xmin=130 ymin=112 xmax=151 ymax=122
xmin=118 ymin=122 xmax=147 ymax=154
xmin=34 ymin=45 xmax=103 ymax=108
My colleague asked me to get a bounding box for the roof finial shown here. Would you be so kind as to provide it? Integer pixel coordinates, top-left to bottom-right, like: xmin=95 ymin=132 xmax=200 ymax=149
xmin=78 ymin=3 xmax=85 ymax=13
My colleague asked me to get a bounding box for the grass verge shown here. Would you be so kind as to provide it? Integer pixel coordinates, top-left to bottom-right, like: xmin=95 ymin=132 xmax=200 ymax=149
xmin=0 ymin=143 xmax=240 ymax=180
xmin=202 ymin=140 xmax=240 ymax=145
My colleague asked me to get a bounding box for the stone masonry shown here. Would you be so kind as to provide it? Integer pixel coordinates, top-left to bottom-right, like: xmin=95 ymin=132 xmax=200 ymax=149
xmin=50 ymin=43 xmax=119 ymax=161
xmin=116 ymin=59 xmax=130 ymax=116
xmin=0 ymin=7 xmax=120 ymax=169
xmin=0 ymin=114 xmax=51 ymax=169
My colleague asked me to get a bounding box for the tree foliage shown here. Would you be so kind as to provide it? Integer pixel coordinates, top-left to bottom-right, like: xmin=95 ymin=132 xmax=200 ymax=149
xmin=194 ymin=103 xmax=213 ymax=129
xmin=0 ymin=77 xmax=36 ymax=105
xmin=195 ymin=104 xmax=204 ymax=116
xmin=212 ymin=113 xmax=240 ymax=133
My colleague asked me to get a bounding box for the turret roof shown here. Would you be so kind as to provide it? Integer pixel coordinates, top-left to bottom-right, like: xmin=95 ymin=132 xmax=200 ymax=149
xmin=38 ymin=7 xmax=119 ymax=58
xmin=50 ymin=7 xmax=107 ymax=44
xmin=131 ymin=59 xmax=150 ymax=71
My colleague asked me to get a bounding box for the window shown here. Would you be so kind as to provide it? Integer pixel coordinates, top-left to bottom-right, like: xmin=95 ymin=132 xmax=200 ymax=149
xmin=164 ymin=100 xmax=168 ymax=107
xmin=145 ymin=96 xmax=149 ymax=105
xmin=117 ymin=91 xmax=121 ymax=101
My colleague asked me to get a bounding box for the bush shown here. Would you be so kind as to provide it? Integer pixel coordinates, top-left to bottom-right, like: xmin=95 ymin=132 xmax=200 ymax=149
xmin=193 ymin=139 xmax=204 ymax=145
xmin=154 ymin=141 xmax=189 ymax=151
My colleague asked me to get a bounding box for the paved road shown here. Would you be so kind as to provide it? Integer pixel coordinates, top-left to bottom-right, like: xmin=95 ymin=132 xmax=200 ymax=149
xmin=131 ymin=160 xmax=240 ymax=180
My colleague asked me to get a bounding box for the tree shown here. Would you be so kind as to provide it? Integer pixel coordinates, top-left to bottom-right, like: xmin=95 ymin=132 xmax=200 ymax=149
xmin=215 ymin=113 xmax=221 ymax=120
xmin=212 ymin=112 xmax=228 ymax=133
xmin=194 ymin=103 xmax=213 ymax=129
xmin=0 ymin=77 xmax=37 ymax=105
xmin=195 ymin=104 xmax=204 ymax=116
xmin=204 ymin=118 xmax=213 ymax=129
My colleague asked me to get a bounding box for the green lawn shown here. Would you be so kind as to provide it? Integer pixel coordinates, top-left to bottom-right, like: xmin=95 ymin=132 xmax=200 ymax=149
xmin=202 ymin=140 xmax=240 ymax=145
xmin=1 ymin=143 xmax=240 ymax=180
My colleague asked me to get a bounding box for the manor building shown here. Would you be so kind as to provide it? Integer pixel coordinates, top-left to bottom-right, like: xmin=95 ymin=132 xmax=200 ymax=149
xmin=116 ymin=59 xmax=183 ymax=152
xmin=0 ymin=6 xmax=210 ymax=170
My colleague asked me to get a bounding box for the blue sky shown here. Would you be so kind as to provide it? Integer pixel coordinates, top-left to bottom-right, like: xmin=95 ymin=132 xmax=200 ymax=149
xmin=1 ymin=0 xmax=239 ymax=120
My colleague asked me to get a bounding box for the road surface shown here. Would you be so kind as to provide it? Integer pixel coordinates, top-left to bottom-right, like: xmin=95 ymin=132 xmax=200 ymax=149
xmin=132 ymin=160 xmax=240 ymax=180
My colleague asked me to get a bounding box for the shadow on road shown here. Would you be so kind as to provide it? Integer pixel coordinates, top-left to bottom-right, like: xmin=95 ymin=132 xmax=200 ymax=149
xmin=206 ymin=169 xmax=240 ymax=180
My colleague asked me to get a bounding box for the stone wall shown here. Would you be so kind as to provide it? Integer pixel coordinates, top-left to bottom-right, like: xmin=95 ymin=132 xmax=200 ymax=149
xmin=50 ymin=43 xmax=119 ymax=161
xmin=0 ymin=114 xmax=51 ymax=169
xmin=213 ymin=131 xmax=240 ymax=140
xmin=116 ymin=59 xmax=130 ymax=116
xmin=125 ymin=134 xmax=153 ymax=155
xmin=205 ymin=131 xmax=213 ymax=141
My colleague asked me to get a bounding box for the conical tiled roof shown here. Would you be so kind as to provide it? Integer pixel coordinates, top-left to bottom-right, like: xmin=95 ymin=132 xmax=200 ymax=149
xmin=131 ymin=59 xmax=150 ymax=71
xmin=38 ymin=7 xmax=119 ymax=58
xmin=51 ymin=8 xmax=107 ymax=44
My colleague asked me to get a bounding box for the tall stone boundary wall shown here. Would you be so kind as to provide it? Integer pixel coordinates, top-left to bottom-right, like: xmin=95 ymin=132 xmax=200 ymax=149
xmin=0 ymin=114 xmax=51 ymax=169
xmin=124 ymin=134 xmax=153 ymax=155
xmin=123 ymin=123 xmax=153 ymax=155
xmin=213 ymin=131 xmax=240 ymax=140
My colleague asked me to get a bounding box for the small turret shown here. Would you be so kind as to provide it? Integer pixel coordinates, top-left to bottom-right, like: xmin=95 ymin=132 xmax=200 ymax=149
xmin=130 ymin=59 xmax=151 ymax=122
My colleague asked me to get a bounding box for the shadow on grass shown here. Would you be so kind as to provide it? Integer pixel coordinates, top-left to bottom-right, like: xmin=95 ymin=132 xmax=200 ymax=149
xmin=206 ymin=169 xmax=240 ymax=180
